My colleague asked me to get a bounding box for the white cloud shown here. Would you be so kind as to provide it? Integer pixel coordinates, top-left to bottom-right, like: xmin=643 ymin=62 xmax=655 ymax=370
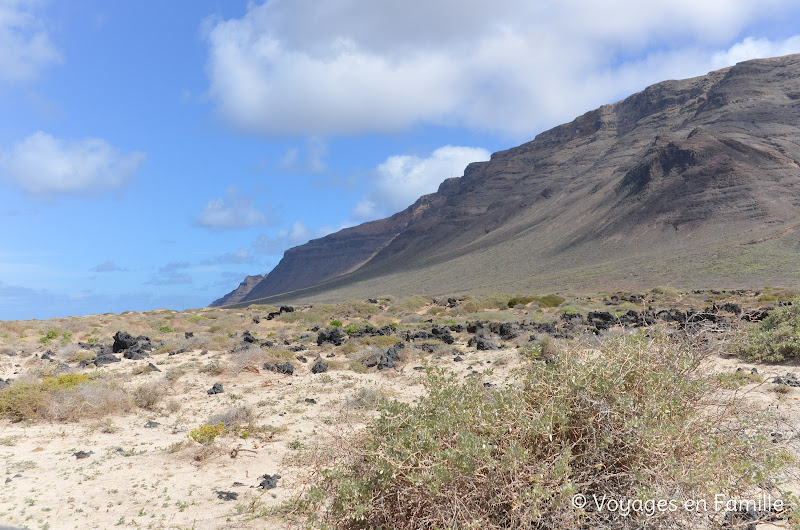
xmin=710 ymin=35 xmax=800 ymax=69
xmin=204 ymin=0 xmax=800 ymax=138
xmin=253 ymin=221 xmax=322 ymax=254
xmin=90 ymin=261 xmax=127 ymax=273
xmin=353 ymin=145 xmax=490 ymax=220
xmin=279 ymin=136 xmax=327 ymax=173
xmin=0 ymin=131 xmax=146 ymax=197
xmin=202 ymin=248 xmax=255 ymax=265
xmin=0 ymin=0 xmax=61 ymax=82
xmin=195 ymin=187 xmax=274 ymax=229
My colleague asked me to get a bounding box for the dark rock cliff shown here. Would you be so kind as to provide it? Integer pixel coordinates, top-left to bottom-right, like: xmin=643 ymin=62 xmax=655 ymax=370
xmin=231 ymin=54 xmax=800 ymax=305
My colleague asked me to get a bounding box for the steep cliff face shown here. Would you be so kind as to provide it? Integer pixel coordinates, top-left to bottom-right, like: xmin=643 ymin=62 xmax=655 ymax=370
xmin=209 ymin=274 xmax=266 ymax=307
xmin=232 ymin=54 xmax=800 ymax=305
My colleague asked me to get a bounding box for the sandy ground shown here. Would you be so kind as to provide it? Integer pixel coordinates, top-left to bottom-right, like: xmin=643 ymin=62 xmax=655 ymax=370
xmin=0 ymin=333 xmax=520 ymax=529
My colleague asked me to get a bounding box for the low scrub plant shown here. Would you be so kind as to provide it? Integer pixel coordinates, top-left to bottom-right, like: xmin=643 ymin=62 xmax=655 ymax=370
xmin=0 ymin=373 xmax=134 ymax=422
xmin=188 ymin=422 xmax=224 ymax=445
xmin=507 ymin=295 xmax=535 ymax=308
xmin=297 ymin=331 xmax=789 ymax=529
xmin=733 ymin=302 xmax=800 ymax=362
xmin=534 ymin=293 xmax=566 ymax=308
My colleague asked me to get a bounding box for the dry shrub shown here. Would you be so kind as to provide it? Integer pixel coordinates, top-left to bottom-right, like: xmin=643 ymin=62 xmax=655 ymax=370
xmin=133 ymin=380 xmax=169 ymax=410
xmin=0 ymin=373 xmax=94 ymax=421
xmin=208 ymin=406 xmax=254 ymax=429
xmin=47 ymin=383 xmax=134 ymax=421
xmin=200 ymin=359 xmax=226 ymax=375
xmin=297 ymin=331 xmax=790 ymax=529
xmin=228 ymin=347 xmax=269 ymax=374
xmin=58 ymin=344 xmax=96 ymax=363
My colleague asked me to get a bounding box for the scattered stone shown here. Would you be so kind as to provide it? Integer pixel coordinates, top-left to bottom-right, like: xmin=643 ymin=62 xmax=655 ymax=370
xmin=453 ymin=356 xmax=463 ymax=362
xmin=241 ymin=330 xmax=258 ymax=345
xmin=144 ymin=421 xmax=160 ymax=428
xmin=367 ymin=298 xmax=378 ymax=303
xmin=148 ymin=362 xmax=161 ymax=372
xmin=207 ymin=383 xmax=224 ymax=395
xmin=305 ymin=398 xmax=317 ymax=404
xmin=252 ymin=316 xmax=261 ymax=324
xmin=184 ymin=332 xmax=194 ymax=339
xmin=587 ymin=311 xmax=615 ymax=331
xmin=311 ymin=359 xmax=329 ymax=374
xmin=73 ymin=451 xmax=94 ymax=459
xmin=295 ymin=355 xmax=308 ymax=363
xmin=216 ymin=491 xmax=238 ymax=501
xmin=377 ymin=342 xmax=405 ymax=370
xmin=112 ymin=331 xmax=152 ymax=357
xmin=168 ymin=348 xmax=188 ymax=356
xmin=264 ymin=362 xmax=294 ymax=375
xmin=123 ymin=349 xmax=149 ymax=360
xmin=94 ymin=354 xmax=121 ymax=366
xmin=317 ymin=328 xmax=346 ymax=346
xmin=258 ymin=474 xmax=281 ymax=490
xmin=468 ymin=336 xmax=498 ymax=351
xmin=773 ymin=373 xmax=800 ymax=387
xmin=413 ymin=366 xmax=425 ymax=371
xmin=232 ymin=482 xmax=245 ymax=487
xmin=4 ymin=477 xmax=10 ymax=483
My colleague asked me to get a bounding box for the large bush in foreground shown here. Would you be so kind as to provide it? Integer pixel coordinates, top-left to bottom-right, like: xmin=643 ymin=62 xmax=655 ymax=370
xmin=298 ymin=331 xmax=789 ymax=529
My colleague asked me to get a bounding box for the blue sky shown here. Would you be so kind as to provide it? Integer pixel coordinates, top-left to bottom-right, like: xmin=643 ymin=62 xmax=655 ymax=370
xmin=1 ymin=0 xmax=800 ymax=320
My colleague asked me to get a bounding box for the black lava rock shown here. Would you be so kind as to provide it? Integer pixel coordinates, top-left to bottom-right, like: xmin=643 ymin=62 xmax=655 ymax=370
xmin=207 ymin=383 xmax=224 ymax=395
xmin=94 ymin=354 xmax=121 ymax=366
xmin=264 ymin=362 xmax=295 ymax=375
xmin=258 ymin=474 xmax=281 ymax=489
xmin=311 ymin=359 xmax=329 ymax=374
xmin=468 ymin=336 xmax=498 ymax=351
xmin=317 ymin=327 xmax=346 ymax=346
xmin=216 ymin=491 xmax=238 ymax=501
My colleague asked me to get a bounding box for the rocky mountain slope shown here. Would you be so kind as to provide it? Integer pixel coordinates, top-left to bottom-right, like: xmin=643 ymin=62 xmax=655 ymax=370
xmin=210 ymin=274 xmax=266 ymax=307
xmin=232 ymin=54 xmax=800 ymax=307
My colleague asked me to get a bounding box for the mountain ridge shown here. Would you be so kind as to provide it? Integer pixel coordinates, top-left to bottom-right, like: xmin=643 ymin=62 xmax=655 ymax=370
xmin=225 ymin=54 xmax=800 ymax=307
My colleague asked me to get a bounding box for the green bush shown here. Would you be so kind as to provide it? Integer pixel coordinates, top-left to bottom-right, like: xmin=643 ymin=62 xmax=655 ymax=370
xmin=187 ymin=315 xmax=210 ymax=323
xmin=507 ymin=295 xmax=535 ymax=308
xmin=733 ymin=302 xmax=800 ymax=362
xmin=535 ymin=294 xmax=565 ymax=308
xmin=330 ymin=320 xmax=343 ymax=328
xmin=298 ymin=331 xmax=787 ymax=529
xmin=158 ymin=326 xmax=174 ymax=333
xmin=38 ymin=330 xmax=57 ymax=344
xmin=188 ymin=422 xmax=224 ymax=445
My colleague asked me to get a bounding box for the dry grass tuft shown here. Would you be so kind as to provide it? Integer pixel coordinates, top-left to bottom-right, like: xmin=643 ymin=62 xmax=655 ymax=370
xmin=47 ymin=383 xmax=134 ymax=421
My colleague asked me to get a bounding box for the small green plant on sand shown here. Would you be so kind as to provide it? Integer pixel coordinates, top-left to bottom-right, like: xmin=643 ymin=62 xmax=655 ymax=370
xmin=188 ymin=422 xmax=224 ymax=445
